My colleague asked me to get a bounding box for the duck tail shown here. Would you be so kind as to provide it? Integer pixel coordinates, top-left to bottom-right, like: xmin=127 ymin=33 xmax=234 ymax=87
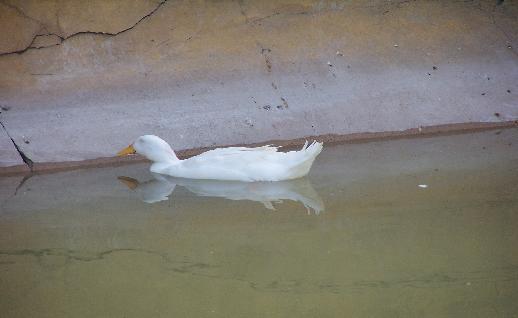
xmin=303 ymin=140 xmax=323 ymax=158
xmin=284 ymin=140 xmax=323 ymax=179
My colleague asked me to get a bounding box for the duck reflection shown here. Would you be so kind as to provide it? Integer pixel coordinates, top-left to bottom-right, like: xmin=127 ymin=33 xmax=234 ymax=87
xmin=118 ymin=174 xmax=324 ymax=214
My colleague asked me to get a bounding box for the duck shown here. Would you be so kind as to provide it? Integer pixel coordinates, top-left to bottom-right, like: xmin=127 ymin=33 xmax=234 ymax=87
xmin=117 ymin=135 xmax=323 ymax=182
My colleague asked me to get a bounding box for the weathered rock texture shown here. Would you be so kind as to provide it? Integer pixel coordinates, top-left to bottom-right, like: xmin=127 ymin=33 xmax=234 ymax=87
xmin=0 ymin=0 xmax=517 ymax=171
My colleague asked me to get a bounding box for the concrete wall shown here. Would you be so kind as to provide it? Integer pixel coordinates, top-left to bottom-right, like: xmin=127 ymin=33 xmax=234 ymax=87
xmin=0 ymin=0 xmax=517 ymax=172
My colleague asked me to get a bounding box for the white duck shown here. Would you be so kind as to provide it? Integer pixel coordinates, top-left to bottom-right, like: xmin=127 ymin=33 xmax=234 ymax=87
xmin=117 ymin=135 xmax=323 ymax=182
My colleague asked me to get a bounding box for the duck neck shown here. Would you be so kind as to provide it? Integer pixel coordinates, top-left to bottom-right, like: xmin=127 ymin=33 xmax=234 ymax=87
xmin=153 ymin=149 xmax=179 ymax=164
xmin=141 ymin=144 xmax=179 ymax=166
xmin=149 ymin=151 xmax=179 ymax=174
xmin=166 ymin=149 xmax=179 ymax=162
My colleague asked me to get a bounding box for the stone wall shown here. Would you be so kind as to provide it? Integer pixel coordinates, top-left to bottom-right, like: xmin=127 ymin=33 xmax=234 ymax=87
xmin=0 ymin=0 xmax=517 ymax=172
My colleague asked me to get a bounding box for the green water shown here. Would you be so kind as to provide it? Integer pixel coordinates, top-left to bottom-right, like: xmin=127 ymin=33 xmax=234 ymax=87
xmin=1 ymin=129 xmax=517 ymax=317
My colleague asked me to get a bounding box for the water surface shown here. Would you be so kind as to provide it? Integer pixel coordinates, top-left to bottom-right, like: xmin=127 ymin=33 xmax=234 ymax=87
xmin=1 ymin=129 xmax=517 ymax=317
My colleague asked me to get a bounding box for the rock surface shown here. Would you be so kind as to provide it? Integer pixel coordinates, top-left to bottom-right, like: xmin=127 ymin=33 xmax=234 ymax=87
xmin=0 ymin=0 xmax=517 ymax=169
xmin=0 ymin=2 xmax=41 ymax=54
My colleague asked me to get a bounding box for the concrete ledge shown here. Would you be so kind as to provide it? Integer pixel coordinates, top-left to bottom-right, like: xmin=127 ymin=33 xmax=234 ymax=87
xmin=1 ymin=121 xmax=515 ymax=176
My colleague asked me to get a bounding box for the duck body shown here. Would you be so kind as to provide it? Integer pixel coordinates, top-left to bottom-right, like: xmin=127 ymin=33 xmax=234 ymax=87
xmin=118 ymin=135 xmax=323 ymax=182
xmin=154 ymin=142 xmax=323 ymax=182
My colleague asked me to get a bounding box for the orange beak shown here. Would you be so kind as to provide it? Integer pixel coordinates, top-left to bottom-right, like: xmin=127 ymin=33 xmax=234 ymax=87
xmin=117 ymin=144 xmax=136 ymax=156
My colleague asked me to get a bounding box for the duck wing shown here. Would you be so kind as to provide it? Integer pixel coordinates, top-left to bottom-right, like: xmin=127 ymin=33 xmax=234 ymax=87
xmin=197 ymin=145 xmax=280 ymax=157
xmin=183 ymin=145 xmax=281 ymax=165
xmin=175 ymin=142 xmax=322 ymax=181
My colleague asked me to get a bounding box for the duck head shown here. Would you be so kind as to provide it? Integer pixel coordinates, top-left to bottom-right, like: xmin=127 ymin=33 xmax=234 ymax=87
xmin=117 ymin=135 xmax=178 ymax=163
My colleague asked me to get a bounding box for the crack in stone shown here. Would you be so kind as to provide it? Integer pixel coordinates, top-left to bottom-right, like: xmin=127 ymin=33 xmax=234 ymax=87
xmin=0 ymin=1 xmax=47 ymax=26
xmin=0 ymin=120 xmax=33 ymax=170
xmin=29 ymin=33 xmax=65 ymax=50
xmin=0 ymin=1 xmax=60 ymax=52
xmin=0 ymin=0 xmax=168 ymax=56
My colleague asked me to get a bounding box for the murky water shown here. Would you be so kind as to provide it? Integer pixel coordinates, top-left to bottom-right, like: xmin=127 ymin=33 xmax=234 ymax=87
xmin=1 ymin=129 xmax=517 ymax=317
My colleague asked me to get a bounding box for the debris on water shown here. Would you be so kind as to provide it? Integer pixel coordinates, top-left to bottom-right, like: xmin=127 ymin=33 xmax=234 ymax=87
xmin=418 ymin=184 xmax=428 ymax=188
xmin=481 ymin=93 xmax=486 ymax=96
xmin=494 ymin=112 xmax=500 ymax=117
xmin=432 ymin=66 xmax=437 ymax=70
xmin=507 ymin=89 xmax=511 ymax=93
